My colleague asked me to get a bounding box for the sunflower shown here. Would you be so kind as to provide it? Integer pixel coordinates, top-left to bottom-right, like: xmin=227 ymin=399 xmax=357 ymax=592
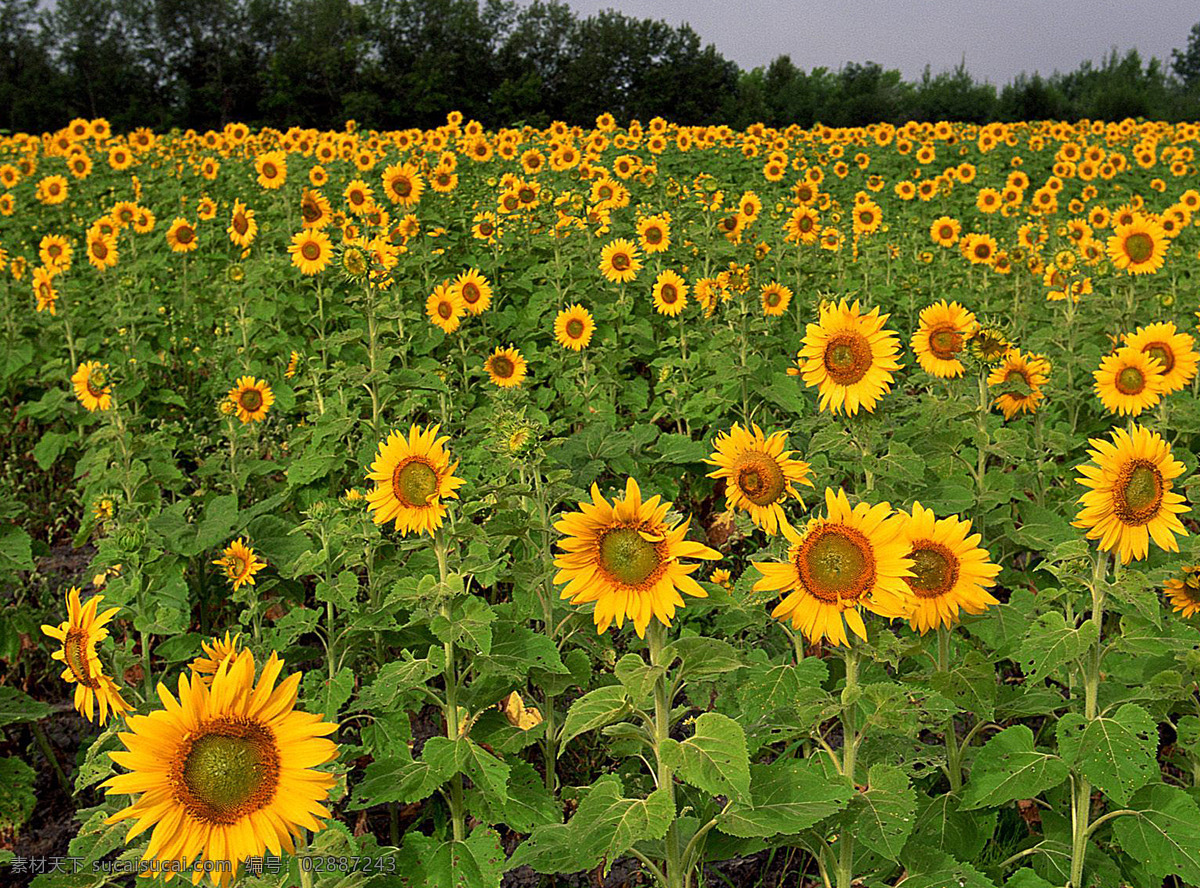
xmin=36 ymin=174 xmax=69 ymax=205
xmin=381 ymin=162 xmax=424 ymax=208
xmin=288 ymin=229 xmax=332 ymax=276
xmin=41 ymin=587 xmax=131 ymax=725
xmin=793 ymin=299 xmax=903 ymax=415
xmin=705 ymin=423 xmax=813 ymax=535
xmin=226 ymin=376 xmax=274 ymax=424
xmin=899 ymin=503 xmax=1000 ymax=634
xmin=33 ymin=266 xmax=58 ymax=315
xmin=1093 ymin=345 xmax=1165 ymax=417
xmin=212 ymin=539 xmax=266 ymax=591
xmin=453 ymin=268 xmax=493 ymax=315
xmin=1073 ymin=424 xmax=1190 ymax=564
xmin=553 ymin=477 xmax=720 ymax=637
xmin=554 ymin=304 xmax=595 ymax=351
xmin=426 ymin=283 xmax=464 ymax=334
xmin=752 ymin=488 xmax=914 ymax=646
xmin=343 ymin=179 xmax=374 ymax=216
xmin=911 ymin=301 xmax=976 ymax=378
xmin=103 ymin=649 xmax=337 ymax=887
xmin=365 ymin=424 xmax=464 ymax=536
xmin=929 ymin=216 xmax=961 ymax=247
xmin=962 ymin=232 xmax=998 ymax=266
xmin=1163 ymin=566 xmax=1200 ymax=618
xmin=1107 ymin=214 xmax=1167 ymax=275
xmin=967 ymin=326 xmax=1010 ymax=364
xmin=166 ymin=218 xmax=198 ymax=253
xmin=254 ymin=150 xmax=287 ymax=189
xmin=852 ymin=200 xmax=882 ymax=236
xmin=86 ymin=227 xmax=119 ymax=270
xmin=989 ymin=350 xmax=1050 ymax=419
xmin=72 ymin=361 xmax=113 ymax=411
xmin=599 ymin=238 xmax=642 ymax=284
xmin=759 ymin=282 xmax=793 ymax=317
xmin=299 ymin=189 xmax=332 ymax=229
xmin=651 ymin=269 xmax=688 ymax=316
xmin=484 ymin=346 xmax=528 ymax=388
xmin=785 ymin=206 xmax=821 ymax=244
xmin=637 ymin=214 xmax=671 ymax=253
xmin=39 ymin=233 xmax=73 ymax=270
xmin=1122 ymin=322 xmax=1198 ymax=393
xmin=228 ymin=200 xmax=257 ymax=248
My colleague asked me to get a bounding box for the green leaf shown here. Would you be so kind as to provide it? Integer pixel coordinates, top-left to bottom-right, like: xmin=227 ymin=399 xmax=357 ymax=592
xmin=899 ymin=847 xmax=998 ymax=888
xmin=194 ymin=493 xmax=239 ymax=554
xmin=614 ymin=653 xmax=664 ymax=701
xmin=431 ymin=596 xmax=496 ymax=655
xmin=662 ymin=635 xmax=744 ymax=681
xmin=905 ymin=792 xmax=997 ymax=865
xmin=482 ymin=623 xmax=568 ymax=678
xmin=33 ymin=429 xmax=71 ymax=470
xmin=660 ymin=712 xmax=751 ymax=804
xmin=1056 ymin=703 xmax=1157 ymax=806
xmin=358 ymin=649 xmax=443 ymax=711
xmin=1017 ymin=611 xmax=1099 ymax=684
xmin=0 ymin=524 xmax=34 ymax=572
xmin=557 ymin=685 xmax=632 ymax=755
xmin=718 ymin=757 xmax=853 ymax=839
xmin=655 ymin=432 xmax=709 ymax=464
xmin=508 ymin=775 xmax=673 ymax=875
xmin=400 ymin=825 xmax=505 ymax=888
xmin=1111 ymin=784 xmax=1200 ymax=883
xmin=961 ymin=725 xmax=1069 ymax=810
xmin=1003 ymin=869 xmax=1057 ymax=888
xmin=427 ymin=737 xmax=510 ymax=806
xmin=1107 ymin=570 xmax=1163 ymax=627
xmin=845 ymin=763 xmax=916 ymax=861
xmin=0 ymin=685 xmax=52 ymax=726
xmin=350 ymin=741 xmax=455 ymax=809
xmin=0 ymin=757 xmax=37 ymax=830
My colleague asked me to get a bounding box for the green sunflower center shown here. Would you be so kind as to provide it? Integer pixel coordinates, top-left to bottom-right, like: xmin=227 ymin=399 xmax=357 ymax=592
xmin=1117 ymin=461 xmax=1164 ymax=523
xmin=393 ymin=459 xmax=438 ymax=508
xmin=394 ymin=177 xmax=412 ymax=197
xmin=1124 ymin=232 xmax=1154 ymax=264
xmin=63 ymin=627 xmax=98 ymax=688
xmin=344 ymin=249 xmax=367 ymax=276
xmin=611 ymin=252 xmax=630 ymax=271
xmin=301 ymin=241 xmax=321 ymax=261
xmin=929 ymin=327 xmax=963 ymax=360
xmin=906 ymin=543 xmax=959 ymax=599
xmin=178 ymin=720 xmax=279 ymax=823
xmin=566 ymin=319 xmax=585 ymax=338
xmin=599 ymin=527 xmax=662 ymax=587
xmin=86 ymin=369 xmax=107 ymax=399
xmin=239 ymin=388 xmax=264 ymax=412
xmin=823 ymin=333 xmax=872 ymax=385
xmin=1144 ymin=343 xmax=1174 ymax=374
xmin=1115 ymin=366 xmax=1146 ymax=395
xmin=798 ymin=526 xmax=874 ymax=604
xmin=490 ymin=356 xmax=515 ymax=378
xmin=734 ymin=452 xmax=786 ymax=506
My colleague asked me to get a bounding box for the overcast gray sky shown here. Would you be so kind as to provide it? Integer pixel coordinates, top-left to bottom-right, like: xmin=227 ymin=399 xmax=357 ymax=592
xmin=540 ymin=0 xmax=1198 ymax=85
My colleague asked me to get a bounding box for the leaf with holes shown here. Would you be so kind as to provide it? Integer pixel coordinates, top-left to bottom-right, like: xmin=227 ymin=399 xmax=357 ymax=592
xmin=1111 ymin=784 xmax=1200 ymax=883
xmin=843 ymin=763 xmax=916 ymax=861
xmin=717 ymin=757 xmax=853 ymax=838
xmin=1056 ymin=703 xmax=1157 ymax=806
xmin=659 ymin=712 xmax=751 ymax=805
xmin=961 ymin=725 xmax=1069 ymax=811
xmin=1016 ymin=611 xmax=1098 ymax=684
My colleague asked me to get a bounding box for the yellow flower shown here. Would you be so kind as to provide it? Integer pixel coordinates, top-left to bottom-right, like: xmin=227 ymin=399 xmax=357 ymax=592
xmin=554 ymin=304 xmax=595 ymax=351
xmin=365 ymin=424 xmax=465 ymax=536
xmin=189 ymin=631 xmax=242 ymax=682
xmin=651 ymin=269 xmax=688 ymax=316
xmin=72 ymin=361 xmax=113 ymax=411
xmin=213 ymin=539 xmax=267 ymax=590
xmin=898 ymin=503 xmax=1000 ymax=633
xmin=705 ymin=423 xmax=813 ymax=536
xmin=599 ymin=238 xmax=642 ymax=283
xmin=911 ymin=301 xmax=976 ymax=378
xmin=426 ymin=282 xmax=465 ymax=334
xmin=1106 ymin=214 xmax=1167 ymax=275
xmin=288 ymin=229 xmax=332 ymax=275
xmin=226 ymin=376 xmax=274 ymax=423
xmin=41 ymin=587 xmax=132 ymax=724
xmin=759 ymin=282 xmax=793 ymax=317
xmin=484 ymin=345 xmax=528 ymax=388
xmin=1093 ymin=346 xmax=1165 ymax=417
xmin=793 ymin=299 xmax=903 ymax=415
xmin=1122 ymin=322 xmax=1198 ymax=394
xmin=453 ymin=268 xmax=493 ymax=315
xmin=989 ymin=350 xmax=1050 ymax=419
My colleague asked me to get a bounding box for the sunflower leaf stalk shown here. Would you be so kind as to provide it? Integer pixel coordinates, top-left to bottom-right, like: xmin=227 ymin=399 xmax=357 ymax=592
xmin=434 ymin=529 xmax=467 ymax=842
xmin=647 ymin=620 xmax=683 ymax=888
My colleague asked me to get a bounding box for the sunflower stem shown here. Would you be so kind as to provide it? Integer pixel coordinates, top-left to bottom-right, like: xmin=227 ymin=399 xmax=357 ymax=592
xmin=937 ymin=625 xmax=963 ymax=793
xmin=835 ymin=643 xmax=860 ymax=888
xmin=364 ymin=280 xmax=382 ymax=438
xmin=435 ymin=530 xmax=466 ymax=842
xmin=648 ymin=621 xmax=683 ymax=888
xmin=1069 ymin=549 xmax=1108 ymax=887
xmin=31 ymin=719 xmax=71 ymax=796
xmin=532 ymin=469 xmax=559 ymax=793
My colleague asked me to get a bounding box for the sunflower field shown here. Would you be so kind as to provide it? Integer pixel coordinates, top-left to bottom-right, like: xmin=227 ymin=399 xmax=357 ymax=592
xmin=3 ymin=113 xmax=1200 ymax=888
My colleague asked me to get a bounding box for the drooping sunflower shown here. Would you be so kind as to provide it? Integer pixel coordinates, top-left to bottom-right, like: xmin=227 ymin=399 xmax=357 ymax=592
xmin=752 ymin=488 xmax=914 ymax=646
xmin=911 ymin=300 xmax=977 ymax=378
xmin=426 ymin=283 xmax=464 ymax=334
xmin=72 ymin=360 xmax=113 ymax=411
xmin=1163 ymin=565 xmax=1200 ymax=618
xmin=554 ymin=304 xmax=595 ymax=351
xmin=299 ymin=189 xmax=332 ymax=229
xmin=1073 ymin=424 xmax=1190 ymax=564
xmin=651 ymin=269 xmax=688 ymax=316
xmin=453 ymin=268 xmax=493 ymax=315
xmin=1106 ymin=214 xmax=1168 ymax=275
xmin=599 ymin=238 xmax=642 ymax=284
xmin=898 ymin=503 xmax=1000 ymax=634
xmin=41 ymin=587 xmax=131 ymax=725
xmin=760 ymin=282 xmax=793 ymax=317
xmin=365 ymin=424 xmax=464 ymax=536
xmin=287 ymin=229 xmax=332 ymax=276
xmin=989 ymin=350 xmax=1050 ymax=419
xmin=103 ymin=649 xmax=337 ymax=887
xmin=1122 ymin=322 xmax=1198 ymax=394
xmin=226 ymin=376 xmax=274 ymax=424
xmin=165 ymin=218 xmax=198 ymax=253
xmin=190 ymin=631 xmax=242 ymax=682
xmin=705 ymin=423 xmax=813 ymax=535
xmin=793 ymin=299 xmax=903 ymax=415
xmin=212 ymin=539 xmax=267 ymax=591
xmin=228 ymin=200 xmax=258 ymax=248
xmin=554 ymin=477 xmax=720 ymax=637
xmin=484 ymin=346 xmax=528 ymax=388
xmin=1093 ymin=345 xmax=1165 ymax=417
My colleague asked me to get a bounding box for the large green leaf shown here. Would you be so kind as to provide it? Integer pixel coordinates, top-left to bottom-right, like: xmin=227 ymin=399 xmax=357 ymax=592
xmin=718 ymin=757 xmax=852 ymax=838
xmin=557 ymin=685 xmax=631 ymax=754
xmin=899 ymin=847 xmax=998 ymax=888
xmin=961 ymin=725 xmax=1069 ymax=810
xmin=1111 ymin=784 xmax=1200 ymax=883
xmin=1017 ymin=612 xmax=1099 ymax=684
xmin=0 ymin=686 xmax=52 ymax=726
xmin=844 ymin=763 xmax=916 ymax=861
xmin=397 ymin=825 xmax=505 ymax=888
xmin=659 ymin=712 xmax=751 ymax=805
xmin=1056 ymin=703 xmax=1157 ymax=805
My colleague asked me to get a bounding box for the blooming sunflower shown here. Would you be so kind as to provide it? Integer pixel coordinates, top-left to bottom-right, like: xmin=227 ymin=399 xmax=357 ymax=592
xmin=989 ymin=350 xmax=1050 ymax=420
xmin=103 ymin=649 xmax=337 ymax=887
xmin=41 ymin=587 xmax=131 ymax=725
xmin=287 ymin=229 xmax=332 ymax=276
xmin=484 ymin=346 xmax=528 ymax=388
xmin=553 ymin=477 xmax=720 ymax=637
xmin=213 ymin=539 xmax=266 ymax=591
xmin=752 ymin=488 xmax=914 ymax=646
xmin=190 ymin=631 xmax=242 ymax=682
xmin=637 ymin=214 xmax=671 ymax=253
xmin=705 ymin=423 xmax=813 ymax=535
xmin=255 ymin=150 xmax=287 ymax=189
xmin=381 ymin=162 xmax=424 ymax=208
xmin=899 ymin=503 xmax=1000 ymax=634
xmin=554 ymin=304 xmax=595 ymax=351
xmin=929 ymin=216 xmax=961 ymax=247
xmin=793 ymin=299 xmax=903 ymax=415
xmin=365 ymin=424 xmax=464 ymax=536
xmin=1073 ymin=424 xmax=1190 ymax=564
xmin=599 ymin=238 xmax=642 ymax=284
xmin=760 ymin=282 xmax=793 ymax=317
xmin=1106 ymin=214 xmax=1167 ymax=275
xmin=86 ymin=228 xmax=119 ymax=270
xmin=72 ymin=361 xmax=113 ymax=411
xmin=426 ymin=283 xmax=464 ymax=334
xmin=1093 ymin=345 xmax=1165 ymax=417
xmin=651 ymin=269 xmax=688 ymax=316
xmin=1122 ymin=322 xmax=1198 ymax=393
xmin=228 ymin=200 xmax=257 ymax=248
xmin=227 ymin=376 xmax=274 ymax=424
xmin=453 ymin=268 xmax=493 ymax=315
xmin=166 ymin=218 xmax=198 ymax=253
xmin=911 ymin=301 xmax=976 ymax=378
xmin=33 ymin=266 xmax=58 ymax=315
xmin=1163 ymin=566 xmax=1200 ymax=618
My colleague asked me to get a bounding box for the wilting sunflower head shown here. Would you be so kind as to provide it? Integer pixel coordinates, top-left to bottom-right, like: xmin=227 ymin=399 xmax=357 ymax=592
xmin=705 ymin=423 xmax=813 ymax=536
xmin=553 ymin=477 xmax=720 ymax=637
xmin=1073 ymin=424 xmax=1190 ymax=564
xmin=40 ymin=586 xmax=131 ymax=724
xmin=752 ymin=488 xmax=915 ymax=647
xmin=102 ymin=649 xmax=338 ymax=886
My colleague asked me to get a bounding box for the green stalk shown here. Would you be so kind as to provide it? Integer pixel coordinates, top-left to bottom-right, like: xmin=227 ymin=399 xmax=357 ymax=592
xmin=937 ymin=625 xmax=963 ymax=793
xmin=435 ymin=531 xmax=466 ymax=842
xmin=648 ymin=621 xmax=682 ymax=888
xmin=836 ymin=645 xmax=860 ymax=888
xmin=1069 ymin=549 xmax=1108 ymax=887
xmin=532 ymin=469 xmax=559 ymax=792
